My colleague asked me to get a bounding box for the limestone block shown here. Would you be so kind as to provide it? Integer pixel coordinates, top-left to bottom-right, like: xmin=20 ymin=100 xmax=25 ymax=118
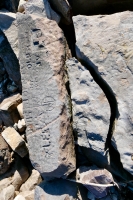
xmin=0 ymin=185 xmax=15 ymax=200
xmin=17 ymin=13 xmax=75 ymax=179
xmin=20 ymin=169 xmax=42 ymax=192
xmin=2 ymin=127 xmax=28 ymax=157
xmin=73 ymin=12 xmax=133 ymax=175
xmin=0 ymin=93 xmax=22 ymax=126
xmin=17 ymin=103 xmax=24 ymax=119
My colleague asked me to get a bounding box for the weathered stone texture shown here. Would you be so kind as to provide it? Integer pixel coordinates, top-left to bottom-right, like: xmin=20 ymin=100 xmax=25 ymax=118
xmin=67 ymin=58 xmax=110 ymax=155
xmin=35 ymin=179 xmax=78 ymax=200
xmin=73 ymin=11 xmax=133 ymax=175
xmin=17 ymin=13 xmax=75 ymax=179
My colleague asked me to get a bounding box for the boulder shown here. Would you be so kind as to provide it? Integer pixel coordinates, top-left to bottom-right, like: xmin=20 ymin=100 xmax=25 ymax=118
xmin=0 ymin=185 xmax=15 ymax=200
xmin=0 ymin=135 xmax=11 ymax=174
xmin=18 ymin=190 xmax=34 ymax=200
xmin=24 ymin=0 xmax=60 ymax=23
xmin=20 ymin=169 xmax=42 ymax=192
xmin=2 ymin=127 xmax=28 ymax=157
xmin=34 ymin=179 xmax=78 ymax=200
xmin=73 ymin=11 xmax=133 ymax=175
xmin=17 ymin=13 xmax=76 ymax=179
xmin=77 ymin=166 xmax=114 ymax=199
xmin=14 ymin=195 xmax=25 ymax=200
xmin=17 ymin=103 xmax=24 ymax=119
xmin=0 ymin=94 xmax=22 ymax=126
xmin=0 ymin=9 xmax=18 ymax=57
xmin=0 ymin=178 xmax=12 ymax=192
xmin=0 ymin=30 xmax=21 ymax=91
xmin=17 ymin=119 xmax=26 ymax=133
xmin=66 ymin=58 xmax=110 ymax=155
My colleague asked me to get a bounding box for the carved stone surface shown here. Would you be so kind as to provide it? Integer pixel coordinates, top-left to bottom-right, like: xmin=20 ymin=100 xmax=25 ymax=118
xmin=67 ymin=58 xmax=110 ymax=155
xmin=17 ymin=13 xmax=75 ymax=179
xmin=73 ymin=12 xmax=133 ymax=175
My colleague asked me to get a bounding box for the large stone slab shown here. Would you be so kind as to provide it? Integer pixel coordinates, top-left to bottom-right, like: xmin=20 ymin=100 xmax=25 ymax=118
xmin=67 ymin=58 xmax=110 ymax=155
xmin=17 ymin=13 xmax=75 ymax=179
xmin=73 ymin=11 xmax=133 ymax=175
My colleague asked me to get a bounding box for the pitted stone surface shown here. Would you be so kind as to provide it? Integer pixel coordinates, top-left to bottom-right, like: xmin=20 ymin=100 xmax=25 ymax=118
xmin=73 ymin=11 xmax=133 ymax=175
xmin=67 ymin=58 xmax=110 ymax=155
xmin=17 ymin=13 xmax=75 ymax=179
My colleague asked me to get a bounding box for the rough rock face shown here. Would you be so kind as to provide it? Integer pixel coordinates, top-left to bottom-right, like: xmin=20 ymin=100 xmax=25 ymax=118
xmin=25 ymin=0 xmax=61 ymax=24
xmin=67 ymin=58 xmax=110 ymax=155
xmin=0 ymin=135 xmax=11 ymax=175
xmin=17 ymin=13 xmax=75 ymax=179
xmin=0 ymin=30 xmax=21 ymax=92
xmin=35 ymin=179 xmax=78 ymax=200
xmin=73 ymin=11 xmax=133 ymax=175
xmin=0 ymin=9 xmax=18 ymax=57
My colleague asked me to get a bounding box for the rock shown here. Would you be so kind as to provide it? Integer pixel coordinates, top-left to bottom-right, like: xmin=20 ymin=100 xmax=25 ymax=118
xmin=14 ymin=195 xmax=25 ymax=200
xmin=17 ymin=103 xmax=24 ymax=119
xmin=49 ymin=0 xmax=72 ymax=24
xmin=11 ymin=155 xmax=29 ymax=191
xmin=18 ymin=190 xmax=34 ymax=200
xmin=2 ymin=127 xmax=28 ymax=157
xmin=0 ymin=135 xmax=11 ymax=175
xmin=73 ymin=11 xmax=133 ymax=175
xmin=34 ymin=179 xmax=78 ymax=200
xmin=0 ymin=93 xmax=22 ymax=126
xmin=20 ymin=169 xmax=42 ymax=192
xmin=17 ymin=119 xmax=26 ymax=133
xmin=25 ymin=0 xmax=61 ymax=24
xmin=0 ymin=178 xmax=12 ymax=192
xmin=7 ymin=83 xmax=18 ymax=94
xmin=0 ymin=9 xmax=18 ymax=57
xmin=0 ymin=30 xmax=21 ymax=90
xmin=66 ymin=58 xmax=110 ymax=154
xmin=0 ymin=185 xmax=15 ymax=200
xmin=77 ymin=166 xmax=114 ymax=199
xmin=18 ymin=0 xmax=26 ymax=13
xmin=17 ymin=13 xmax=75 ymax=179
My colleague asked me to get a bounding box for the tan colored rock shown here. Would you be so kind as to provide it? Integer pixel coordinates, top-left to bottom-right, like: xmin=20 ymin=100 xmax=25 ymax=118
xmin=17 ymin=103 xmax=24 ymax=119
xmin=0 ymin=94 xmax=22 ymax=126
xmin=0 ymin=178 xmax=12 ymax=193
xmin=14 ymin=195 xmax=25 ymax=200
xmin=0 ymin=185 xmax=15 ymax=200
xmin=18 ymin=0 xmax=26 ymax=13
xmin=2 ymin=127 xmax=28 ymax=157
xmin=20 ymin=169 xmax=42 ymax=192
xmin=18 ymin=119 xmax=26 ymax=133
xmin=0 ymin=135 xmax=12 ymax=175
xmin=19 ymin=190 xmax=34 ymax=200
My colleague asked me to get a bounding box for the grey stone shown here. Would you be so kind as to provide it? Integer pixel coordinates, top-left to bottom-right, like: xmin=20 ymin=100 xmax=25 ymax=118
xmin=2 ymin=127 xmax=28 ymax=158
xmin=73 ymin=12 xmax=133 ymax=175
xmin=34 ymin=179 xmax=78 ymax=200
xmin=66 ymin=58 xmax=110 ymax=155
xmin=0 ymin=93 xmax=22 ymax=126
xmin=0 ymin=135 xmax=11 ymax=175
xmin=17 ymin=13 xmax=75 ymax=179
xmin=0 ymin=9 xmax=18 ymax=57
xmin=0 ymin=30 xmax=21 ymax=91
xmin=25 ymin=0 xmax=61 ymax=24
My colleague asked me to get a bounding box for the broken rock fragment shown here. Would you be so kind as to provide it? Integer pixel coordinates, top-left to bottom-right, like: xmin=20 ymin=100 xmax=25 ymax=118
xmin=73 ymin=11 xmax=133 ymax=175
xmin=17 ymin=13 xmax=75 ymax=179
xmin=2 ymin=127 xmax=28 ymax=157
